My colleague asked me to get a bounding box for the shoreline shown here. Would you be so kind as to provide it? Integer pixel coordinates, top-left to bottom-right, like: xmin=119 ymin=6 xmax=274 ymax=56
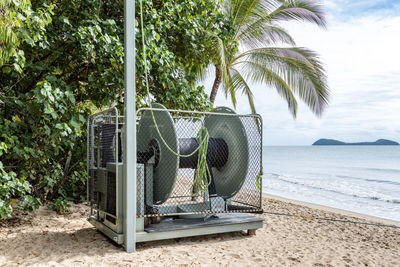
xmin=263 ymin=193 xmax=400 ymax=227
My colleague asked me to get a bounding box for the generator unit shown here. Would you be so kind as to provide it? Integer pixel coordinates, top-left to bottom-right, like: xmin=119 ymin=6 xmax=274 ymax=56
xmin=87 ymin=104 xmax=263 ymax=245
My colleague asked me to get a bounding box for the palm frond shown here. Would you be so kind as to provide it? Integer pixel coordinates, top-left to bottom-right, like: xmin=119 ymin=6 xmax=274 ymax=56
xmin=194 ymin=64 xmax=212 ymax=84
xmin=203 ymin=31 xmax=230 ymax=88
xmin=236 ymin=23 xmax=296 ymax=48
xmin=236 ymin=60 xmax=298 ymax=116
xmin=269 ymin=0 xmax=327 ymax=28
xmin=233 ymin=0 xmax=260 ymax=37
xmin=229 ymin=68 xmax=256 ymax=113
xmin=238 ymin=47 xmax=329 ymax=116
xmin=217 ymin=38 xmax=230 ymax=91
xmin=228 ymin=0 xmax=259 ymax=26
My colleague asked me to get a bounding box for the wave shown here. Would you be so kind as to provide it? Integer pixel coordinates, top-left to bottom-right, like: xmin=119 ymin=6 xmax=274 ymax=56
xmin=265 ymin=173 xmax=400 ymax=204
xmin=356 ymin=167 xmax=400 ymax=174
xmin=269 ymin=172 xmax=400 ymax=186
xmin=364 ymin=178 xmax=400 ymax=186
xmin=334 ymin=174 xmax=400 ymax=186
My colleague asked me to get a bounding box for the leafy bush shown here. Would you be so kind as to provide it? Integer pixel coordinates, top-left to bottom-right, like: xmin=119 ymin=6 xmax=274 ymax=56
xmin=0 ymin=145 xmax=33 ymax=219
xmin=0 ymin=0 xmax=53 ymax=69
xmin=48 ymin=198 xmax=71 ymax=213
xmin=0 ymin=0 xmax=234 ymax=219
xmin=20 ymin=195 xmax=42 ymax=212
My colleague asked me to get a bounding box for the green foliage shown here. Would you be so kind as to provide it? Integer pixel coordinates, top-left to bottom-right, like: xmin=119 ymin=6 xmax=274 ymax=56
xmin=0 ymin=0 xmax=233 ymax=219
xmin=0 ymin=148 xmax=32 ymax=219
xmin=135 ymin=0 xmax=233 ymax=110
xmin=48 ymin=197 xmax=71 ymax=213
xmin=0 ymin=0 xmax=53 ymax=70
xmin=20 ymin=195 xmax=42 ymax=212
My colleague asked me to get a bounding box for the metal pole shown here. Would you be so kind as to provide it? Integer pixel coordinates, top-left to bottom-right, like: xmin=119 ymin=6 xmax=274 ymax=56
xmin=124 ymin=0 xmax=136 ymax=253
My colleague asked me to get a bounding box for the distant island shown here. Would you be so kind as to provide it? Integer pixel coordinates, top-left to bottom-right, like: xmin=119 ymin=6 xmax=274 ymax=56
xmin=313 ymin=139 xmax=399 ymax=146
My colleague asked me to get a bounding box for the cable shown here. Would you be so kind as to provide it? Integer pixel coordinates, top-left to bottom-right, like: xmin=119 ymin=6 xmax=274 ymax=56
xmin=139 ymin=0 xmax=211 ymax=194
xmin=263 ymin=211 xmax=400 ymax=229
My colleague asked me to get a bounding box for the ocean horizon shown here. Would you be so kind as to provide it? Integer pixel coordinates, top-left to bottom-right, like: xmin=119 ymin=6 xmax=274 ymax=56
xmin=262 ymin=145 xmax=400 ymax=222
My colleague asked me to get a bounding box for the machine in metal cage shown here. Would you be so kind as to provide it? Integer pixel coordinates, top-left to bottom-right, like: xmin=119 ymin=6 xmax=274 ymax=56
xmin=87 ymin=104 xmax=263 ymax=244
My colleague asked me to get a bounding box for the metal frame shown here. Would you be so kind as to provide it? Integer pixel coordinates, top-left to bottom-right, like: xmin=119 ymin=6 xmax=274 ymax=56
xmin=124 ymin=0 xmax=136 ymax=253
xmin=87 ymin=108 xmax=263 ymax=252
xmin=87 ymin=106 xmax=263 ymax=252
xmin=88 ymin=213 xmax=263 ymax=244
xmin=136 ymin=215 xmax=263 ymax=242
xmin=137 ymin=107 xmax=264 ymax=120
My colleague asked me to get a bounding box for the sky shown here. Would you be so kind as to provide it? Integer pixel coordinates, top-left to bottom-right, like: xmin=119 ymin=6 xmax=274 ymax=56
xmin=203 ymin=0 xmax=400 ymax=145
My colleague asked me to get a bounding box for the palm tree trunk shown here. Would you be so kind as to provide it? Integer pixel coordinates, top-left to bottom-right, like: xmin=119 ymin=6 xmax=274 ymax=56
xmin=210 ymin=65 xmax=221 ymax=103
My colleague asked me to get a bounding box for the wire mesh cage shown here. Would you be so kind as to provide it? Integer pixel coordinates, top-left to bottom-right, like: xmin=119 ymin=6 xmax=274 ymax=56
xmin=87 ymin=106 xmax=263 ymax=221
xmin=87 ymin=108 xmax=122 ymax=223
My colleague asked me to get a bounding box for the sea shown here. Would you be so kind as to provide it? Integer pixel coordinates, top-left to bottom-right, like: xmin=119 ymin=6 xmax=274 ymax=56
xmin=262 ymin=146 xmax=400 ymax=222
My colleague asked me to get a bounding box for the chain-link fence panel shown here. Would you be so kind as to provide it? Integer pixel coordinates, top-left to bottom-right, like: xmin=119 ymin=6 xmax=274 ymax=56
xmin=136 ymin=105 xmax=262 ymax=217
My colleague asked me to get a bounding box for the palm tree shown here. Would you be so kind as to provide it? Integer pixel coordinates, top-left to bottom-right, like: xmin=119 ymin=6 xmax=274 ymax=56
xmin=209 ymin=0 xmax=329 ymax=117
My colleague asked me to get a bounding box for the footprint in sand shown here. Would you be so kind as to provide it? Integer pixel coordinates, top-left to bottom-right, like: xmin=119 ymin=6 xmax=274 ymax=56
xmin=227 ymin=253 xmax=241 ymax=259
xmin=287 ymin=256 xmax=300 ymax=263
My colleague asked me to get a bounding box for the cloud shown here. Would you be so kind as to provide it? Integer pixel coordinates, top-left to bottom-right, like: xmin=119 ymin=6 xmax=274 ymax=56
xmin=202 ymin=1 xmax=400 ymax=145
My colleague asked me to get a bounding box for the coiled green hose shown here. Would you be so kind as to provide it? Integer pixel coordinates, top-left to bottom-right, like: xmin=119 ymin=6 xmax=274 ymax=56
xmin=139 ymin=0 xmax=211 ymax=194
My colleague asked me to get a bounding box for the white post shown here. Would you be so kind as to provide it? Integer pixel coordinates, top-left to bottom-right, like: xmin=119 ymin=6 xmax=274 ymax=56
xmin=123 ymin=0 xmax=136 ymax=253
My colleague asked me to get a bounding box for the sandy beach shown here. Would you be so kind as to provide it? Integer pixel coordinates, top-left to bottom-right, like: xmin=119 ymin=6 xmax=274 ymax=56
xmin=1 ymin=196 xmax=399 ymax=266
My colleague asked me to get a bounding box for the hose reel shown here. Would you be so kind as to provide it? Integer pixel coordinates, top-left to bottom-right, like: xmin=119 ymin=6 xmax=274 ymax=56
xmin=137 ymin=103 xmax=249 ymax=205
